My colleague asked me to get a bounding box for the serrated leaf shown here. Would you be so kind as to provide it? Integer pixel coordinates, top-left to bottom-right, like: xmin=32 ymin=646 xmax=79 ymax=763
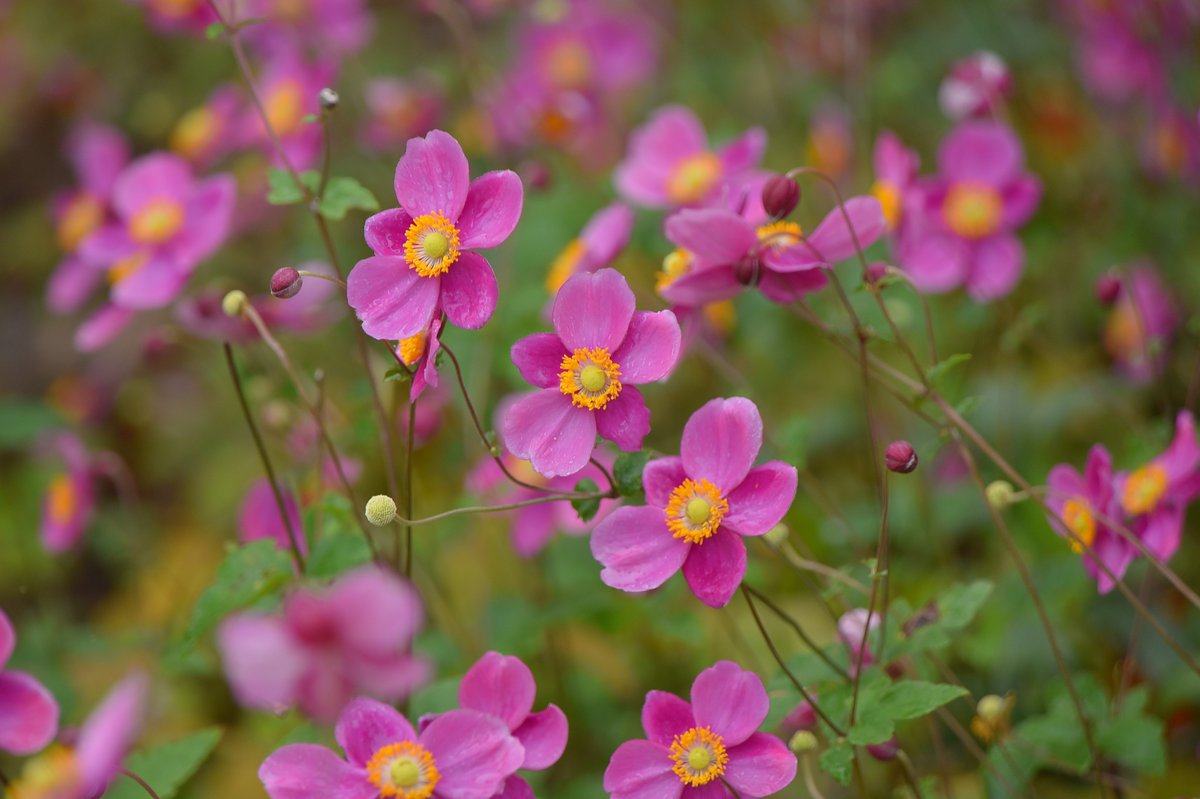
xmin=571 ymin=478 xmax=601 ymax=523
xmin=819 ymin=740 xmax=854 ymax=786
xmin=925 ymin=353 xmax=971 ymax=386
xmin=613 ymin=451 xmax=650 ymax=498
xmin=876 ymin=681 xmax=967 ymax=720
xmin=104 ymin=728 xmax=223 ymax=799
xmin=318 ymin=177 xmax=379 ymax=220
xmin=266 ymin=168 xmax=319 ymax=205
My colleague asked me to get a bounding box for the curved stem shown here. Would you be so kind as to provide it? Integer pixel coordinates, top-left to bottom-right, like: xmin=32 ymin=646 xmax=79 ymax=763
xmin=743 ymin=583 xmax=850 ymax=682
xmin=119 ymin=769 xmax=161 ymax=799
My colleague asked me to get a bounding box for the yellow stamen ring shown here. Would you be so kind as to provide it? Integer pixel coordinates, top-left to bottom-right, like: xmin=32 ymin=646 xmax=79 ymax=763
xmin=669 ymin=726 xmax=729 ymax=787
xmin=665 ymin=479 xmax=728 ymax=544
xmin=559 ymin=347 xmax=622 ymax=410
xmin=366 ymin=741 xmax=440 ymax=799
xmin=1061 ymin=497 xmax=1096 ymax=554
xmin=404 ymin=212 xmax=462 ymax=278
xmin=1122 ymin=464 xmax=1168 ymax=516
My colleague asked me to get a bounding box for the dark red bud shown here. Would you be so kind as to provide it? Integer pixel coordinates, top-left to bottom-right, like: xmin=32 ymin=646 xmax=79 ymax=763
xmin=734 ymin=255 xmax=760 ymax=286
xmin=1095 ymin=272 xmax=1122 ymax=306
xmin=271 ymin=267 xmax=303 ymax=299
xmin=761 ymin=174 xmax=800 ymax=220
xmin=867 ymin=738 xmax=900 ymax=761
xmin=885 ymin=440 xmax=918 ymax=473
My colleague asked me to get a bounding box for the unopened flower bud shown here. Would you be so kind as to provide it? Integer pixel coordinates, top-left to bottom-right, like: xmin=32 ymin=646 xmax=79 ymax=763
xmin=865 ymin=263 xmax=889 ymax=285
xmin=1095 ymin=272 xmax=1122 ymax=305
xmin=365 ymin=494 xmax=398 ymax=526
xmin=763 ymin=523 xmax=789 ymax=547
xmin=271 ymin=267 xmax=303 ymax=299
xmin=867 ymin=738 xmax=899 ymax=761
xmin=318 ymin=87 xmax=339 ymax=111
xmin=734 ymin=255 xmax=759 ymax=286
xmin=986 ymin=480 xmax=1015 ymax=509
xmin=885 ymin=440 xmax=918 ymax=473
xmin=782 ymin=700 xmax=816 ymax=733
xmin=762 ymin=174 xmax=800 ymax=220
xmin=788 ymin=730 xmax=818 ymax=754
xmin=221 ymin=289 xmax=248 ymax=317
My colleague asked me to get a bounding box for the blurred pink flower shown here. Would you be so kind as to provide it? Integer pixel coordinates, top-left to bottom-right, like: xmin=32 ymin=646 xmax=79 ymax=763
xmin=1103 ymin=263 xmax=1178 ymax=383
xmin=242 ymin=0 xmax=372 ymax=57
xmin=170 ymin=84 xmax=244 ymax=168
xmin=1046 ymin=445 xmax=1133 ymax=594
xmin=1115 ymin=411 xmax=1200 ymax=564
xmin=241 ymin=48 xmax=334 ymax=170
xmin=128 ymin=0 xmax=220 ymax=36
xmin=238 ymin=478 xmax=306 ymax=556
xmin=38 ymin=433 xmax=97 ymax=554
xmin=544 ymin=202 xmax=635 ymax=295
xmin=871 ymin=131 xmax=920 ymax=236
xmin=359 ymin=77 xmax=442 ymax=154
xmin=0 ymin=609 xmax=59 ymax=756
xmin=938 ymin=51 xmax=1012 ymax=120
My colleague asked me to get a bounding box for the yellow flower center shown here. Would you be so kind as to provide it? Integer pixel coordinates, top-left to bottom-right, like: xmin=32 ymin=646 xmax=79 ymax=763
xmin=398 ymin=332 xmax=427 ymax=365
xmin=171 ymin=106 xmax=218 ymax=159
xmin=404 ymin=212 xmax=462 ymax=278
xmin=536 ymin=108 xmax=575 ymax=143
xmin=667 ymin=152 xmax=722 ymax=206
xmin=107 ymin=252 xmax=150 ymax=286
xmin=1061 ymin=497 xmax=1096 ymax=554
xmin=47 ymin=474 xmax=76 ymax=526
xmin=702 ymin=300 xmax=736 ymax=335
xmin=756 ymin=220 xmax=803 ymax=251
xmin=665 ymin=478 xmax=728 ymax=543
xmin=266 ymin=80 xmax=305 ymax=137
xmin=1122 ymin=464 xmax=1168 ymax=515
xmin=9 ymin=745 xmax=81 ymax=799
xmin=366 ymin=741 xmax=440 ymax=799
xmin=546 ymin=39 xmax=591 ymax=90
xmin=1104 ymin=301 xmax=1144 ymax=362
xmin=152 ymin=0 xmax=200 ymax=17
xmin=546 ymin=238 xmax=585 ymax=294
xmin=656 ymin=248 xmax=693 ymax=293
xmin=871 ymin=179 xmax=902 ymax=230
xmin=57 ymin=193 xmax=104 ymax=252
xmin=129 ymin=198 xmax=185 ymax=245
xmin=669 ymin=727 xmax=729 ymax=787
xmin=558 ymin=347 xmax=622 ymax=410
xmin=942 ymin=182 xmax=1002 ymax=239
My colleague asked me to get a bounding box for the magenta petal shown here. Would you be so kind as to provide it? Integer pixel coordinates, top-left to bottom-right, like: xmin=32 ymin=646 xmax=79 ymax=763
xmin=684 ymin=782 xmax=732 ymax=798
xmin=591 ymin=506 xmax=689 ymax=592
xmin=75 ymin=305 xmax=135 ymax=352
xmin=612 ymin=311 xmax=682 ymax=384
xmin=658 ymin=264 xmax=742 ymax=307
xmin=642 ymin=691 xmax=695 ymax=747
xmin=346 ymin=255 xmax=440 ymax=340
xmin=552 ymin=269 xmax=636 ymax=352
xmin=259 ymin=744 xmax=375 ymax=799
xmin=681 ymin=528 xmax=746 ymax=609
xmin=680 ymin=397 xmax=762 ymax=492
xmin=76 ymin=673 xmax=148 ymax=794
xmin=723 ymin=733 xmax=798 ymax=796
xmin=594 ymin=387 xmax=650 ymax=452
xmin=938 ymin=121 xmax=1022 ymax=185
xmin=0 ymin=672 xmax=59 ymax=756
xmin=458 ymin=170 xmax=524 ymax=249
xmin=111 ymin=255 xmax=189 ymax=309
xmin=512 ymin=503 xmax=558 ymax=557
xmin=499 ymin=390 xmax=597 ymax=478
xmin=603 ymin=739 xmax=682 ymax=799
xmin=898 ymin=232 xmax=968 ymax=294
xmin=442 ymin=251 xmax=498 ymax=329
xmin=216 ymin=614 xmax=305 ymax=714
xmin=804 ymin=197 xmax=886 ymax=264
xmin=514 ymin=704 xmax=568 ymax=770
xmin=723 ymin=462 xmax=797 ymax=536
xmin=718 ymin=128 xmax=766 ymax=175
xmin=175 ymin=174 xmax=235 ymax=261
xmin=422 ymin=709 xmax=525 ymax=799
xmin=459 ymin=651 xmax=536 ymax=730
xmin=47 ymin=255 xmax=103 ymax=314
xmin=964 ymin=235 xmax=1023 ymax=302
xmin=327 ymin=567 xmax=423 ymax=655
xmin=512 ymin=333 xmax=569 ymax=389
xmin=664 ymin=209 xmax=756 ymax=266
xmin=757 ymin=264 xmax=829 ymax=304
xmin=635 ymin=106 xmax=709 ymax=159
xmin=580 ymin=203 xmax=635 ymax=267
xmin=0 ymin=608 xmax=12 ymax=667
xmin=1002 ymin=176 xmax=1041 ymax=229
xmin=1140 ymin=507 xmax=1184 ymax=563
xmin=690 ymin=661 xmax=769 ymax=747
xmin=78 ymin=225 xmax=138 ymax=266
xmin=364 ymin=208 xmax=415 ymax=256
xmin=1158 ymin=411 xmax=1199 ymax=480
xmin=394 ymin=129 xmax=470 ymax=219
xmin=335 ymin=697 xmax=416 ymax=767
xmin=643 ymin=457 xmax=687 ymax=508
xmin=113 ymin=153 xmax=192 ymax=218
xmin=493 ymin=776 xmax=536 ymax=799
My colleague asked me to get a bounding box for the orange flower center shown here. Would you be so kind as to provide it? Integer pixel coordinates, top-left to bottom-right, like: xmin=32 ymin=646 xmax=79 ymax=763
xmin=265 ymin=80 xmax=305 ymax=137
xmin=702 ymin=300 xmax=736 ymax=335
xmin=398 ymin=332 xmax=427 ymax=365
xmin=667 ymin=152 xmax=722 ymax=206
xmin=871 ymin=179 xmax=902 ymax=230
xmin=669 ymin=727 xmax=729 ymax=787
xmin=9 ymin=744 xmax=81 ymax=799
xmin=546 ymin=39 xmax=592 ymax=90
xmin=171 ymin=106 xmax=219 ymax=159
xmin=656 ymin=248 xmax=693 ymax=293
xmin=756 ymin=220 xmax=803 ymax=251
xmin=57 ymin=193 xmax=104 ymax=252
xmin=546 ymin=238 xmax=585 ymax=294
xmin=558 ymin=347 xmax=622 ymax=410
xmin=404 ymin=212 xmax=462 ymax=278
xmin=943 ymin=182 xmax=1002 ymax=239
xmin=665 ymin=478 xmax=728 ymax=544
xmin=128 ymin=198 xmax=185 ymax=245
xmin=1122 ymin=464 xmax=1168 ymax=515
xmin=107 ymin=252 xmax=151 ymax=286
xmin=274 ymin=0 xmax=310 ymax=21
xmin=366 ymin=741 xmax=440 ymax=799
xmin=47 ymin=474 xmax=77 ymax=526
xmin=1061 ymin=497 xmax=1096 ymax=554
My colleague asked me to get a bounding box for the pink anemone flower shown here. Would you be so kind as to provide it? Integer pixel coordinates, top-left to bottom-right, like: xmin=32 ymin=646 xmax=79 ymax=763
xmin=590 ymin=397 xmax=797 ymax=608
xmin=870 ymin=131 xmax=920 ymax=236
xmin=237 ymin=478 xmax=306 ymax=556
xmin=604 ymin=661 xmax=796 ymax=799
xmin=242 ymin=0 xmax=372 ymax=57
xmin=39 ymin=432 xmax=97 ymax=554
xmin=349 ymin=130 xmax=523 ymax=340
xmin=0 ymin=609 xmax=59 ymax=755
xmin=616 ymin=105 xmax=765 ymax=211
xmin=217 ymin=566 xmax=430 ymax=723
xmin=260 ymin=697 xmax=524 ymax=799
xmin=1104 ymin=263 xmax=1179 ymax=383
xmin=545 ymin=202 xmax=635 ymax=295
xmin=360 ymin=77 xmax=443 ymax=155
xmin=242 ymin=48 xmax=334 ymax=171
xmin=1046 ymin=445 xmax=1132 ymax=594
xmin=500 ymin=270 xmax=681 ymax=478
xmin=898 ymin=121 xmax=1040 ymax=301
xmin=1115 ymin=411 xmax=1200 ymax=564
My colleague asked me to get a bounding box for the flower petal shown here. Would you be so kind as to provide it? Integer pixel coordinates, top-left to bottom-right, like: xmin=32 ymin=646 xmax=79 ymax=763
xmin=512 ymin=333 xmax=569 ymax=389
xmin=459 ymin=170 xmax=524 ymax=249
xmin=0 ymin=608 xmax=12 ymax=667
xmin=643 ymin=457 xmax=687 ymax=508
xmin=514 ymin=704 xmax=568 ymax=770
xmin=723 ymin=733 xmax=798 ymax=796
xmin=422 ymin=709 xmax=525 ymax=799
xmin=642 ymin=691 xmax=695 ymax=747
xmin=0 ymin=671 xmax=59 ymax=756
xmin=964 ymin=234 xmax=1023 ymax=302
xmin=664 ymin=209 xmax=756 ymax=266
xmin=173 ymin=174 xmax=236 ymax=262
xmin=603 ymin=739 xmax=682 ymax=799
xmin=718 ymin=128 xmax=766 ymax=175
xmin=1002 ymin=176 xmax=1041 ymax=229
xmin=612 ymin=311 xmax=682 ymax=384
xmin=441 ymin=251 xmax=498 ymax=329
xmin=681 ymin=527 xmax=746 ymax=609
xmin=690 ymin=661 xmax=769 ymax=747
xmin=459 ymin=652 xmax=535 ymax=730
xmin=680 ymin=397 xmax=762 ymax=492
xmin=259 ymin=744 xmax=375 ymax=799
xmin=335 ymin=697 xmax=417 ymax=767
xmin=594 ymin=387 xmax=650 ymax=452
xmin=364 ymin=208 xmax=414 ymax=256
xmin=658 ymin=264 xmax=743 ymax=307
xmin=493 ymin=776 xmax=536 ymax=799
xmin=898 ymin=231 xmax=968 ymax=294
xmin=216 ymin=614 xmax=305 ymax=714
xmin=499 ymin=389 xmax=597 ymax=478
xmin=723 ymin=462 xmax=797 ymax=536
xmin=111 ymin=255 xmax=190 ymax=309
xmin=327 ymin=567 xmax=424 ymax=655
xmin=113 ymin=153 xmax=192 ymax=218
xmin=346 ymin=255 xmax=440 ymax=340
xmin=552 ymin=269 xmax=636 ymax=352
xmin=76 ymin=673 xmax=148 ymax=794
xmin=591 ymin=506 xmax=689 ymax=592
xmin=394 ymin=129 xmax=470 ymax=219
xmin=937 ymin=121 xmax=1022 ymax=186
xmin=804 ymin=196 xmax=886 ymax=264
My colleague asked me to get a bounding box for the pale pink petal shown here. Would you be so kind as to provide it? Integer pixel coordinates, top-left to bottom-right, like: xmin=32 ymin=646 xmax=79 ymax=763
xmin=898 ymin=231 xmax=968 ymax=294
xmin=173 ymin=173 xmax=235 ymax=261
xmin=394 ymin=129 xmax=470 ymax=219
xmin=611 ymin=311 xmax=681 ymax=384
xmin=723 ymin=463 xmax=797 ymax=536
xmin=642 ymin=691 xmax=694 ymax=747
xmin=422 ymin=709 xmax=525 ymax=799
xmin=259 ymin=744 xmax=375 ymax=799
xmin=76 ymin=673 xmax=148 ymax=794
xmin=459 ymin=170 xmax=524 ymax=249
xmin=75 ymin=305 xmax=135 ymax=352
xmin=110 ymin=255 xmax=190 ymax=309
xmin=938 ymin=121 xmax=1022 ymax=186
xmin=216 ymin=615 xmax=305 ymax=713
xmin=552 ymin=269 xmax=635 ymax=352
xmin=964 ymin=235 xmax=1023 ymax=302
xmin=514 ymin=704 xmax=568 ymax=770
xmin=723 ymin=733 xmax=798 ymax=796
xmin=594 ymin=387 xmax=650 ymax=452
xmin=580 ymin=203 xmax=635 ymax=267
xmin=643 ymin=457 xmax=687 ymax=508
xmin=690 ymin=661 xmax=769 ymax=746
xmin=346 ymin=255 xmax=440 ymax=340
xmin=0 ymin=672 xmax=59 ymax=756
xmin=47 ymin=255 xmax=103 ymax=314
xmin=499 ymin=389 xmax=597 ymax=478
xmin=441 ymin=251 xmax=498 ymax=329
xmin=459 ymin=651 xmax=535 ymax=730
xmin=603 ymin=739 xmax=682 ymax=799
xmin=512 ymin=333 xmax=569 ymax=389
xmin=77 ymin=225 xmax=138 ymax=266
xmin=592 ymin=506 xmax=690 ymax=592
xmin=493 ymin=776 xmax=536 ymax=799
xmin=328 ymin=567 xmax=424 ymax=655
xmin=804 ymin=197 xmax=886 ymax=265
xmin=658 ymin=264 xmax=742 ymax=307
xmin=1001 ymin=176 xmax=1041 ymax=229
xmin=0 ymin=611 xmax=11 ymax=666
xmin=113 ymin=153 xmax=192 ymax=218
xmin=664 ymin=209 xmax=756 ymax=267
xmin=718 ymin=128 xmax=766 ymax=175
xmin=680 ymin=397 xmax=762 ymax=492
xmin=681 ymin=528 xmax=746 ymax=609
xmin=335 ymin=697 xmax=416 ymax=767
xmin=364 ymin=208 xmax=414 ymax=256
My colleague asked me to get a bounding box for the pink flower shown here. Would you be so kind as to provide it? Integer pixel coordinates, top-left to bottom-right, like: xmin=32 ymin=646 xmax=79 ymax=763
xmin=590 ymin=397 xmax=797 ymax=608
xmin=837 ymin=609 xmax=880 ymax=675
xmin=217 ymin=566 xmax=429 ymax=722
xmin=0 ymin=609 xmax=58 ymax=755
xmin=1115 ymin=411 xmax=1200 ymax=564
xmin=604 ymin=661 xmax=796 ymax=799
xmin=938 ymin=51 xmax=1012 ymax=120
xmin=1103 ymin=263 xmax=1178 ymax=382
xmin=39 ymin=433 xmax=97 ymax=554
xmin=176 ymin=261 xmax=338 ymax=342
xmin=1046 ymin=445 xmax=1132 ymax=594
xmin=260 ymin=697 xmax=524 ymax=799
xmin=241 ymin=48 xmax=334 ymax=171
xmin=360 ymin=77 xmax=443 ymax=154
xmin=898 ymin=121 xmax=1040 ymax=301
xmin=545 ymin=202 xmax=635 ymax=295
xmin=78 ymin=152 xmax=236 ymax=310
xmin=501 ymin=270 xmax=681 ymax=478
xmin=170 ymin=84 xmax=243 ymax=168
xmin=659 ymin=196 xmax=885 ymax=307
xmin=349 ymin=130 xmax=523 ymax=340
xmin=7 ymin=674 xmax=148 ymax=799
xmin=238 ymin=478 xmax=306 ymax=556
xmin=128 ymin=0 xmax=219 ymax=35
xmin=242 ymin=0 xmax=373 ymax=57
xmin=870 ymin=131 xmax=920 ymax=235
xmin=394 ymin=315 xmax=444 ymax=402
xmin=616 ymin=105 xmax=765 ymax=210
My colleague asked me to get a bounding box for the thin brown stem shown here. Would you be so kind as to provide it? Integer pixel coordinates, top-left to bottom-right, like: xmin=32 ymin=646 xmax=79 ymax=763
xmin=119 ymin=769 xmax=161 ymax=799
xmin=743 ymin=583 xmax=851 ymax=681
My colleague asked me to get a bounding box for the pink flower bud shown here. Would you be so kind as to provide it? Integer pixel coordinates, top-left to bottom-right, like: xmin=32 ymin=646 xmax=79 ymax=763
xmin=867 ymin=738 xmax=900 ymax=761
xmin=735 ymin=255 xmax=760 ymax=286
xmin=885 ymin=440 xmax=918 ymax=473
xmin=1095 ymin=272 xmax=1122 ymax=306
xmin=761 ymin=174 xmax=800 ymax=220
xmin=271 ymin=267 xmax=303 ymax=299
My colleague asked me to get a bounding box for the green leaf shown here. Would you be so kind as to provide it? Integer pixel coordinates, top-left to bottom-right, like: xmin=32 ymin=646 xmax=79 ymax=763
xmin=384 ymin=365 xmax=412 ymax=383
xmin=204 ymin=22 xmax=225 ymax=39
xmin=925 ymin=352 xmax=971 ymax=386
xmin=318 ymin=177 xmax=380 ymax=220
xmin=571 ymin=478 xmax=601 ymax=523
xmin=1097 ymin=686 xmax=1167 ymax=776
xmin=613 ymin=451 xmax=650 ymax=498
xmin=819 ymin=740 xmax=854 ymax=786
xmin=104 ymin=728 xmax=223 ymax=799
xmin=266 ymin=168 xmax=319 ymax=205
xmin=305 ymin=531 xmax=372 ymax=580
xmin=875 ymin=681 xmax=967 ymax=721
xmin=0 ymin=401 xmax=63 ymax=449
